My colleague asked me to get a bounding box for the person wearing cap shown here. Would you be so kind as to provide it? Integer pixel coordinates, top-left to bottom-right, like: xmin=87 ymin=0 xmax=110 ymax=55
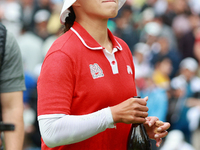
xmin=177 ymin=57 xmax=200 ymax=97
xmin=168 ymin=57 xmax=200 ymax=143
xmin=33 ymin=9 xmax=51 ymax=40
xmin=37 ymin=0 xmax=170 ymax=149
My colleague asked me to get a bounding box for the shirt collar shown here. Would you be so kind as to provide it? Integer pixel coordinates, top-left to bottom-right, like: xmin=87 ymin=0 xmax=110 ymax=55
xmin=70 ymin=21 xmax=122 ymax=51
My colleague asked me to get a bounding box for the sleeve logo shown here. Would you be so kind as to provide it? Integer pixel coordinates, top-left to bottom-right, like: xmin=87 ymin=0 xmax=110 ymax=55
xmin=89 ymin=63 xmax=104 ymax=79
xmin=127 ymin=65 xmax=133 ymax=74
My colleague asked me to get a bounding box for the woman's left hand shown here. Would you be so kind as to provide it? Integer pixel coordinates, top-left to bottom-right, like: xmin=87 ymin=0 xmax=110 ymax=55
xmin=143 ymin=117 xmax=170 ymax=147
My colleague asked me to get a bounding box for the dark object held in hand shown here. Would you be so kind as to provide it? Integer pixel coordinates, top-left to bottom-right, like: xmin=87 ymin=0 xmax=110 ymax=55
xmin=127 ymin=96 xmax=151 ymax=150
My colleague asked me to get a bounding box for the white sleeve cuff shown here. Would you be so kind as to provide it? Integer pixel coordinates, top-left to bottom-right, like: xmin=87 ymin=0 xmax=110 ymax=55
xmin=38 ymin=107 xmax=115 ymax=148
xmin=105 ymin=107 xmax=116 ymax=128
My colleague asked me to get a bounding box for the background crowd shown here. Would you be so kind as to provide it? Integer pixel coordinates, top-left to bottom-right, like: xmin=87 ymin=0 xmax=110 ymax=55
xmin=0 ymin=0 xmax=200 ymax=150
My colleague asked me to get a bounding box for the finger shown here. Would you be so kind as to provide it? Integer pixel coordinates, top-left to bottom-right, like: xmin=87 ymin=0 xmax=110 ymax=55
xmin=144 ymin=117 xmax=151 ymax=122
xmin=131 ymin=102 xmax=148 ymax=112
xmin=146 ymin=117 xmax=159 ymax=127
xmin=155 ymin=138 xmax=162 ymax=147
xmin=134 ymin=96 xmax=148 ymax=102
xmin=134 ymin=111 xmax=148 ymax=118
xmin=154 ymin=131 xmax=168 ymax=139
xmin=143 ymin=96 xmax=148 ymax=102
xmin=138 ymin=105 xmax=149 ymax=112
xmin=162 ymin=122 xmax=171 ymax=130
xmin=157 ymin=122 xmax=171 ymax=131
xmin=133 ymin=117 xmax=146 ymax=124
xmin=132 ymin=98 xmax=147 ymax=106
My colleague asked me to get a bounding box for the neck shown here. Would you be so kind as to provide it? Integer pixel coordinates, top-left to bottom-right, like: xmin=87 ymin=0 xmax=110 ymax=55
xmin=75 ymin=17 xmax=113 ymax=52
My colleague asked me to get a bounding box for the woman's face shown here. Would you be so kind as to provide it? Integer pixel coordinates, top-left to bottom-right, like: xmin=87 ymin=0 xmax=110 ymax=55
xmin=74 ymin=0 xmax=119 ymax=19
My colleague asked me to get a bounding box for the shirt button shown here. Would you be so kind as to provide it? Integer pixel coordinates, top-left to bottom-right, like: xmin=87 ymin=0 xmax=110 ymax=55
xmin=112 ymin=61 xmax=115 ymax=65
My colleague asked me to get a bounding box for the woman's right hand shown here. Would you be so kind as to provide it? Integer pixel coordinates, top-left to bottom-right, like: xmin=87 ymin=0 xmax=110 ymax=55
xmin=110 ymin=97 xmax=149 ymax=124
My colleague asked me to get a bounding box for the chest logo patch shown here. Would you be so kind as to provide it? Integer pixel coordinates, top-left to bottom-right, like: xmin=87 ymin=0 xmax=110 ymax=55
xmin=89 ymin=63 xmax=104 ymax=79
xmin=127 ymin=65 xmax=133 ymax=74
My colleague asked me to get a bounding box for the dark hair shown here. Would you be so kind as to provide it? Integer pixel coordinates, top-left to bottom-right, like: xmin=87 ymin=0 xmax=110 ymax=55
xmin=63 ymin=7 xmax=76 ymax=33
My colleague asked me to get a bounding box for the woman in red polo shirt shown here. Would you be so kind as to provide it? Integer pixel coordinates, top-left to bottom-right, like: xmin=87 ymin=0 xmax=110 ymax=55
xmin=37 ymin=0 xmax=170 ymax=149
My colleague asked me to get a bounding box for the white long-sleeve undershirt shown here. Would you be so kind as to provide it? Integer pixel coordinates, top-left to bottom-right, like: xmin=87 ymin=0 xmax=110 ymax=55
xmin=38 ymin=107 xmax=115 ymax=148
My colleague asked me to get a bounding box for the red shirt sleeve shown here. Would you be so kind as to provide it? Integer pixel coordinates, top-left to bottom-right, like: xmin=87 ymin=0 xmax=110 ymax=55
xmin=37 ymin=50 xmax=75 ymax=116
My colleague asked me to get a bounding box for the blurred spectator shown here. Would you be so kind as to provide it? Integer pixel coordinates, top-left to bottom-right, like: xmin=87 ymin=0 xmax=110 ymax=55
xmin=168 ymin=57 xmax=200 ymax=143
xmin=151 ymin=36 xmax=182 ymax=78
xmin=133 ymin=43 xmax=153 ymax=92
xmin=141 ymin=7 xmax=155 ymax=24
xmin=160 ymin=0 xmax=177 ymax=26
xmin=0 ymin=0 xmax=22 ymax=37
xmin=167 ymin=75 xmax=191 ymax=143
xmin=141 ymin=17 xmax=178 ymax=51
xmin=153 ymin=15 xmax=178 ymax=50
xmin=187 ymin=105 xmax=200 ymax=150
xmin=137 ymin=67 xmax=168 ymax=150
xmin=33 ymin=9 xmax=51 ymax=41
xmin=140 ymin=21 xmax=161 ymax=50
xmin=22 ymin=72 xmax=41 ymax=150
xmin=172 ymin=14 xmax=191 ymax=39
xmin=35 ymin=0 xmax=53 ymax=13
xmin=133 ymin=43 xmax=152 ymax=80
xmin=161 ymin=0 xmax=191 ymax=27
xmin=161 ymin=130 xmax=195 ymax=150
xmin=154 ymin=0 xmax=168 ymax=17
xmin=113 ymin=4 xmax=139 ymax=53
xmin=17 ymin=25 xmax=43 ymax=150
xmin=20 ymin=0 xmax=37 ymax=31
xmin=17 ymin=26 xmax=43 ymax=76
xmin=152 ymin=56 xmax=172 ymax=90
xmin=193 ymin=27 xmax=200 ymax=77
xmin=129 ymin=0 xmax=146 ymax=10
xmin=182 ymin=57 xmax=200 ymax=150
xmin=133 ymin=44 xmax=168 ymax=121
xmin=172 ymin=0 xmax=191 ymax=15
xmin=188 ymin=0 xmax=200 ymax=15
xmin=42 ymin=0 xmax=63 ymax=57
xmin=139 ymin=74 xmax=168 ymax=122
xmin=140 ymin=0 xmax=157 ymax=13
xmin=178 ymin=57 xmax=199 ymax=97
xmin=46 ymin=0 xmax=62 ymax=35
xmin=174 ymin=14 xmax=200 ymax=60
xmin=42 ymin=27 xmax=62 ymax=59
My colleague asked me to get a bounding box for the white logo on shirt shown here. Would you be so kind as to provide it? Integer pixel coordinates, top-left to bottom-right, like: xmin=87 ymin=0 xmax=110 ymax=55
xmin=89 ymin=63 xmax=104 ymax=79
xmin=127 ymin=65 xmax=133 ymax=74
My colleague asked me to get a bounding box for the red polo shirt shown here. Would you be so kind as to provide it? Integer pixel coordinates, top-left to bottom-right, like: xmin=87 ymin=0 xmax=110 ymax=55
xmin=37 ymin=21 xmax=137 ymax=150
